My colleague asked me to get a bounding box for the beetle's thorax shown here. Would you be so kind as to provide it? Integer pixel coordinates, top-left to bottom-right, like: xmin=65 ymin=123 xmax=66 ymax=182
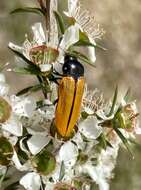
xmin=63 ymin=55 xmax=84 ymax=79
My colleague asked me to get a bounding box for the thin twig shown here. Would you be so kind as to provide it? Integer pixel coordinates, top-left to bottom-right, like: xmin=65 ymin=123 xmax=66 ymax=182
xmin=45 ymin=0 xmax=51 ymax=41
xmin=0 ymin=166 xmax=9 ymax=188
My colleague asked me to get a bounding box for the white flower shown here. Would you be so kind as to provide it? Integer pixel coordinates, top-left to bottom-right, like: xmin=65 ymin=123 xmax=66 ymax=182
xmin=84 ymin=164 xmax=110 ymax=190
xmin=64 ymin=0 xmax=105 ymax=64
xmin=39 ymin=64 xmax=52 ymax=72
xmin=32 ymin=22 xmax=46 ymax=45
xmin=2 ymin=115 xmax=23 ymax=136
xmin=0 ymin=73 xmax=9 ymax=96
xmin=59 ymin=141 xmax=78 ymax=168
xmin=79 ymin=116 xmax=102 ymax=139
xmin=2 ymin=130 xmax=18 ymax=145
xmin=82 ymin=86 xmax=105 ymax=115
xmin=23 ymin=105 xmax=54 ymax=136
xmin=27 ymin=135 xmax=51 ymax=155
xmin=45 ymin=182 xmax=55 ymax=190
xmin=77 ymin=145 xmax=119 ymax=190
xmin=72 ymin=131 xmax=85 ymax=150
xmin=65 ymin=0 xmax=104 ymax=41
xmin=11 ymin=95 xmax=36 ymax=118
xmin=20 ymin=172 xmax=41 ymax=190
xmin=60 ymin=24 xmax=80 ymax=51
xmin=9 ymin=22 xmax=80 ymax=72
xmin=0 ymin=73 xmax=6 ymax=82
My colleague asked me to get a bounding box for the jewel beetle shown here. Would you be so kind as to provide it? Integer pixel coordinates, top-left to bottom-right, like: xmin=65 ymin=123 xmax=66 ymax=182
xmin=55 ymin=55 xmax=85 ymax=138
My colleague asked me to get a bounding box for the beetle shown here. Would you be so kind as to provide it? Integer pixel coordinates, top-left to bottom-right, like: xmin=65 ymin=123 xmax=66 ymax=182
xmin=54 ymin=55 xmax=85 ymax=138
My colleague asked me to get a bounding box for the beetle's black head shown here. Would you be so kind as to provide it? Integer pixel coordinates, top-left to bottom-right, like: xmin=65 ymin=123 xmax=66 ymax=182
xmin=63 ymin=55 xmax=84 ymax=78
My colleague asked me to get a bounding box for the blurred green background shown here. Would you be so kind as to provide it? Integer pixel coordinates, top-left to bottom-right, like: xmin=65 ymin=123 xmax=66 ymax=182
xmin=0 ymin=0 xmax=141 ymax=189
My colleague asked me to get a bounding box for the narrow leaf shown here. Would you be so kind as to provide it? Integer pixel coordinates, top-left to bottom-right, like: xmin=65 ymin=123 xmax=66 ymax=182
xmin=129 ymin=139 xmax=141 ymax=150
xmin=8 ymin=46 xmax=32 ymax=65
xmin=106 ymin=140 xmax=113 ymax=148
xmin=68 ymin=50 xmax=95 ymax=67
xmin=13 ymin=66 xmax=40 ymax=75
xmin=74 ymin=31 xmax=107 ymax=50
xmin=59 ymin=161 xmax=65 ymax=181
xmin=54 ymin=11 xmax=65 ymax=34
xmin=107 ymin=86 xmax=118 ymax=117
xmin=10 ymin=7 xmax=45 ymax=16
xmin=124 ymin=88 xmax=131 ymax=102
xmin=114 ymin=128 xmax=134 ymax=158
xmin=98 ymin=134 xmax=107 ymax=150
xmin=95 ymin=43 xmax=107 ymax=51
xmin=74 ymin=40 xmax=107 ymax=51
xmin=16 ymin=84 xmax=42 ymax=96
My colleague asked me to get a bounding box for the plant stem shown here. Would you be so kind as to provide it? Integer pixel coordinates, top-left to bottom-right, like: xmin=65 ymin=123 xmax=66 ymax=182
xmin=0 ymin=166 xmax=9 ymax=188
xmin=45 ymin=0 xmax=51 ymax=41
xmin=37 ymin=75 xmax=47 ymax=98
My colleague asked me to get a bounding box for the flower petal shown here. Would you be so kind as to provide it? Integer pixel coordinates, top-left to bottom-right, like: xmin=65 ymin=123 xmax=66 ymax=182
xmin=79 ymin=116 xmax=102 ymax=139
xmin=59 ymin=141 xmax=78 ymax=168
xmin=68 ymin=0 xmax=78 ymax=16
xmin=39 ymin=64 xmax=52 ymax=72
xmin=20 ymin=172 xmax=41 ymax=190
xmin=0 ymin=73 xmax=6 ymax=82
xmin=27 ymin=135 xmax=51 ymax=155
xmin=0 ymin=82 xmax=9 ymax=96
xmin=2 ymin=116 xmax=23 ymax=136
xmin=32 ymin=23 xmax=46 ymax=45
xmin=8 ymin=42 xmax=23 ymax=52
xmin=60 ymin=24 xmax=79 ymax=50
xmin=88 ymin=37 xmax=96 ymax=63
xmin=11 ymin=95 xmax=36 ymax=118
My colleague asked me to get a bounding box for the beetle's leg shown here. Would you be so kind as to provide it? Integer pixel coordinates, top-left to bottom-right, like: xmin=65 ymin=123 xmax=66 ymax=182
xmin=53 ymin=68 xmax=64 ymax=76
xmin=49 ymin=73 xmax=62 ymax=85
xmin=52 ymin=77 xmax=61 ymax=85
xmin=53 ymin=98 xmax=58 ymax=105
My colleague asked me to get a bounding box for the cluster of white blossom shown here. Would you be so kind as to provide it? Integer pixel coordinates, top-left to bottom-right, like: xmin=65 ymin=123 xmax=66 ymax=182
xmin=0 ymin=0 xmax=140 ymax=190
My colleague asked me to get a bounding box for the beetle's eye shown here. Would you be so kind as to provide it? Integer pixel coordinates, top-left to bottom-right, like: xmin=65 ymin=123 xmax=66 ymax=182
xmin=63 ymin=55 xmax=84 ymax=78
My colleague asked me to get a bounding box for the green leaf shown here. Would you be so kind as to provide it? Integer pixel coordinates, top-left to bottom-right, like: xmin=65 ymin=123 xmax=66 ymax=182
xmin=116 ymin=112 xmax=126 ymax=129
xmin=74 ymin=31 xmax=107 ymax=51
xmin=75 ymin=40 xmax=107 ymax=51
xmin=0 ymin=167 xmax=8 ymax=188
xmin=96 ymin=43 xmax=107 ymax=51
xmin=129 ymin=139 xmax=141 ymax=150
xmin=10 ymin=7 xmax=45 ymax=16
xmin=74 ymin=40 xmax=95 ymax=47
xmin=68 ymin=50 xmax=95 ymax=67
xmin=0 ymin=137 xmax=13 ymax=166
xmin=13 ymin=65 xmax=41 ymax=75
xmin=16 ymin=84 xmax=42 ymax=96
xmin=106 ymin=140 xmax=113 ymax=148
xmin=59 ymin=161 xmax=65 ymax=181
xmin=0 ymin=97 xmax=12 ymax=123
xmin=98 ymin=134 xmax=107 ymax=150
xmin=54 ymin=11 xmax=65 ymax=34
xmin=74 ymin=178 xmax=83 ymax=190
xmin=107 ymin=86 xmax=118 ymax=117
xmin=124 ymin=88 xmax=131 ymax=102
xmin=32 ymin=150 xmax=56 ymax=176
xmin=114 ymin=128 xmax=134 ymax=158
xmin=8 ymin=46 xmax=33 ymax=65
